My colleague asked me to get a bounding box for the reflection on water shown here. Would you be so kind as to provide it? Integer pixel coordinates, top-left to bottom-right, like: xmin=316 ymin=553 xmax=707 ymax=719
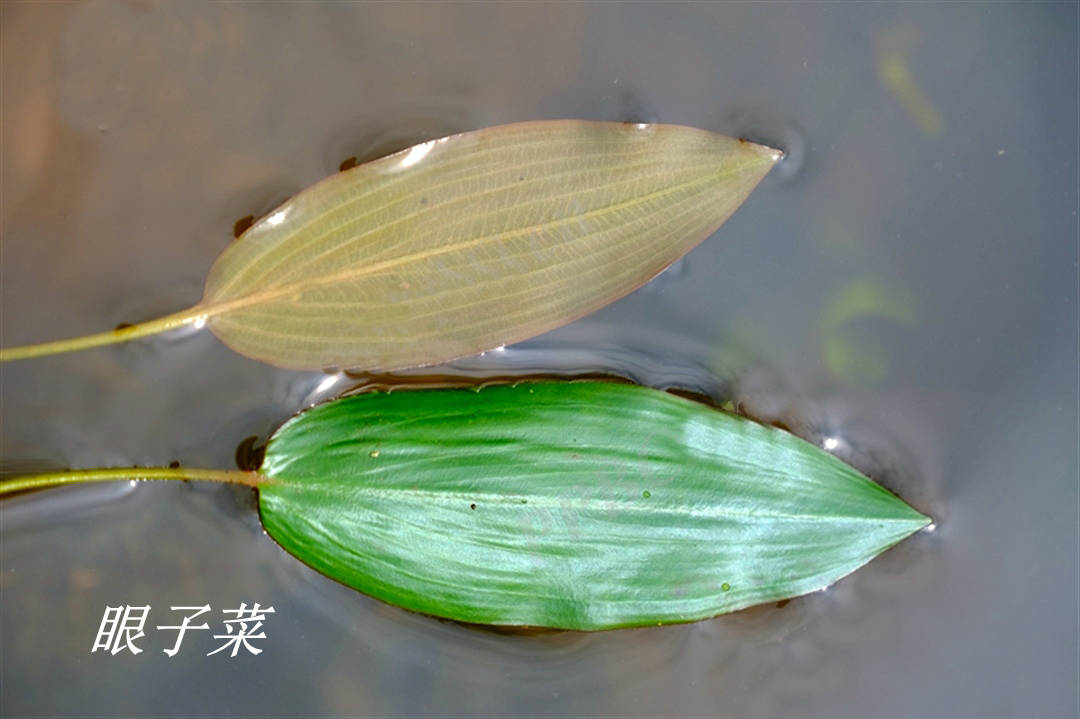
xmin=1 ymin=2 xmax=1075 ymax=718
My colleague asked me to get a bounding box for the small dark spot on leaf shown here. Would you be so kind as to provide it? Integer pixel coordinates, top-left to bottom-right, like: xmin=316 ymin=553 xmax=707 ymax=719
xmin=232 ymin=215 xmax=255 ymax=239
xmin=518 ymin=175 xmax=525 ymax=181
xmin=113 ymin=323 xmax=135 ymax=333
xmin=168 ymin=460 xmax=180 ymax=469
xmin=419 ymin=197 xmax=428 ymax=205
xmin=339 ymin=156 xmax=358 ymax=172
xmin=470 ymin=503 xmax=477 ymax=510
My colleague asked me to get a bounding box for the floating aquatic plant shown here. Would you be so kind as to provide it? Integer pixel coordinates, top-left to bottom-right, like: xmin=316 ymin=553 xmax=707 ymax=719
xmin=1 ymin=382 xmax=929 ymax=630
xmin=0 ymin=121 xmax=779 ymax=371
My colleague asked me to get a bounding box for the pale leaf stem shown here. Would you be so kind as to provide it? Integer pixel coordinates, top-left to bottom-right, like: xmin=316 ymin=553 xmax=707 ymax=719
xmin=0 ymin=306 xmax=209 ymax=362
xmin=0 ymin=467 xmax=266 ymax=496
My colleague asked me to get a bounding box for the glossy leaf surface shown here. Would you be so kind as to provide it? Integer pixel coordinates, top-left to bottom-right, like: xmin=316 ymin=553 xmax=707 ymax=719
xmin=202 ymin=121 xmax=780 ymax=370
xmin=259 ymin=382 xmax=929 ymax=629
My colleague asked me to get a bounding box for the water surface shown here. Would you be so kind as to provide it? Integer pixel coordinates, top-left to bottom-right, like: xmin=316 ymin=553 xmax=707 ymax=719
xmin=1 ymin=2 xmax=1076 ymax=717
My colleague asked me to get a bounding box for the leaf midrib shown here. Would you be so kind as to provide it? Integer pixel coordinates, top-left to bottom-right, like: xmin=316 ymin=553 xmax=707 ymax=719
xmin=209 ymin=189 xmax=719 ymax=347
xmin=264 ymin=481 xmax=926 ymax=525
xmin=201 ymin=168 xmax=732 ymax=323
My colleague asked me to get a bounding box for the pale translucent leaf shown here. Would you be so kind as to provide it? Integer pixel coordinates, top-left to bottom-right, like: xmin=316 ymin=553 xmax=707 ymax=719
xmin=201 ymin=120 xmax=780 ymax=370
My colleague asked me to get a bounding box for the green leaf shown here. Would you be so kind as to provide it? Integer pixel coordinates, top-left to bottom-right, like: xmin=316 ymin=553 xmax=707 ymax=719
xmin=0 ymin=381 xmax=928 ymax=629
xmin=0 ymin=121 xmax=780 ymax=370
xmin=259 ymin=382 xmax=929 ymax=630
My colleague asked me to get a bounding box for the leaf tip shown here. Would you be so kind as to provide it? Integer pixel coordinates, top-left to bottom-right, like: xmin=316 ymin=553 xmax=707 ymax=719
xmin=900 ymin=504 xmax=934 ymax=532
xmin=895 ymin=509 xmax=934 ymax=542
xmin=738 ymin=136 xmax=784 ymax=164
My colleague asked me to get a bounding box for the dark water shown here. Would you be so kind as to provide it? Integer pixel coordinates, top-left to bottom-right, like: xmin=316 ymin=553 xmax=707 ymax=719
xmin=1 ymin=2 xmax=1076 ymax=717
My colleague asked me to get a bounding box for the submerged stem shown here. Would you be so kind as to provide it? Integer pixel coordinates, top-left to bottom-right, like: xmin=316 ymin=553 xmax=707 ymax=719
xmin=0 ymin=467 xmax=265 ymax=496
xmin=0 ymin=306 xmax=209 ymax=362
